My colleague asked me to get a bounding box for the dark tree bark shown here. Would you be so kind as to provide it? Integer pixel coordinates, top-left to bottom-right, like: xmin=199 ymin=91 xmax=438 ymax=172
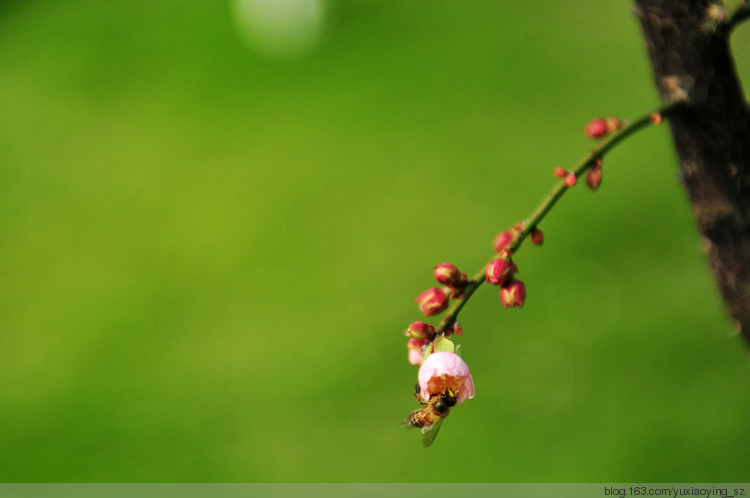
xmin=634 ymin=0 xmax=750 ymax=344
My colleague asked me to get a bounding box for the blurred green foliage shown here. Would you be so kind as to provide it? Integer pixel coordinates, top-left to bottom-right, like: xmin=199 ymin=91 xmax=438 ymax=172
xmin=1 ymin=0 xmax=749 ymax=482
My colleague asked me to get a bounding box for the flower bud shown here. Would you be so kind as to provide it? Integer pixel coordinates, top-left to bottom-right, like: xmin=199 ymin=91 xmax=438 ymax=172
xmin=554 ymin=167 xmax=567 ymax=179
xmin=530 ymin=227 xmax=544 ymax=245
xmin=486 ymin=257 xmax=515 ymax=286
xmin=416 ymin=287 xmax=449 ymax=316
xmin=407 ymin=338 xmax=428 ymax=365
xmin=500 ymin=279 xmax=526 ymax=308
xmin=605 ymin=116 xmax=622 ymax=133
xmin=650 ymin=112 xmax=663 ymax=125
xmin=417 ymin=352 xmax=475 ymax=403
xmin=586 ymin=164 xmax=603 ymax=190
xmin=405 ymin=321 xmax=436 ymax=341
xmin=585 ymin=118 xmax=608 ymax=139
xmin=496 ymin=227 xmax=522 ymax=254
xmin=493 ymin=230 xmax=512 ymax=253
xmin=434 ymin=263 xmax=467 ymax=288
xmin=565 ymin=173 xmax=577 ymax=187
xmin=452 ymin=322 xmax=463 ymax=336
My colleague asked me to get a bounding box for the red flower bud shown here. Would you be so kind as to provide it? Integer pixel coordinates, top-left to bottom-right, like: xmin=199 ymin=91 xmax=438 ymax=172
xmin=606 ymin=116 xmax=622 ymax=132
xmin=407 ymin=338 xmax=428 ymax=365
xmin=530 ymin=228 xmax=544 ymax=245
xmin=405 ymin=321 xmax=436 ymax=341
xmin=586 ymin=164 xmax=603 ymax=190
xmin=452 ymin=322 xmax=463 ymax=336
xmin=494 ymin=230 xmax=513 ymax=253
xmin=416 ymin=288 xmax=449 ymax=316
xmin=500 ymin=279 xmax=526 ymax=308
xmin=486 ymin=258 xmax=516 ymax=286
xmin=585 ymin=118 xmax=608 ymax=139
xmin=565 ymin=173 xmax=577 ymax=187
xmin=554 ymin=167 xmax=567 ymax=179
xmin=434 ymin=263 xmax=467 ymax=288
xmin=650 ymin=112 xmax=663 ymax=125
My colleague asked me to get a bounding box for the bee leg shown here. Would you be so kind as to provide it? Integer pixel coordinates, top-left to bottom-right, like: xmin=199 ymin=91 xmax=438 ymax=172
xmin=413 ymin=383 xmax=427 ymax=405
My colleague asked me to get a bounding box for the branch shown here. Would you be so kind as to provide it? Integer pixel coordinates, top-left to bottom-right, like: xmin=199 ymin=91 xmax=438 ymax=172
xmin=726 ymin=2 xmax=750 ymax=33
xmin=635 ymin=0 xmax=750 ymax=343
xmin=404 ymin=0 xmax=750 ymax=449
xmin=430 ymin=102 xmax=681 ymax=341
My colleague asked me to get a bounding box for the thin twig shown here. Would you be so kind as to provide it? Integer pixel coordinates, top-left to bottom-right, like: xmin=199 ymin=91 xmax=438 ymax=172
xmin=726 ymin=2 xmax=750 ymax=33
xmin=431 ymin=101 xmax=682 ymax=339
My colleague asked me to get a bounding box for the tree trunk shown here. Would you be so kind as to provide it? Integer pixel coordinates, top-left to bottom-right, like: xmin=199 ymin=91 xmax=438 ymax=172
xmin=634 ymin=0 xmax=750 ymax=344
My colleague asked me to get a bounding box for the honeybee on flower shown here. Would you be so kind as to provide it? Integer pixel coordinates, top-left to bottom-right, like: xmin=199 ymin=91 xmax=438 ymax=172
xmin=403 ymin=352 xmax=475 ymax=447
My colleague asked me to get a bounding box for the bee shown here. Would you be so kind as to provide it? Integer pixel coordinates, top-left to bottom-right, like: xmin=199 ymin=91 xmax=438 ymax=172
xmin=402 ymin=384 xmax=458 ymax=447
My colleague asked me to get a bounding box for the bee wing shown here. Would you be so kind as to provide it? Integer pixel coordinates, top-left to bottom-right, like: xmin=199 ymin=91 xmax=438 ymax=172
xmin=421 ymin=416 xmax=445 ymax=447
xmin=401 ymin=416 xmax=418 ymax=429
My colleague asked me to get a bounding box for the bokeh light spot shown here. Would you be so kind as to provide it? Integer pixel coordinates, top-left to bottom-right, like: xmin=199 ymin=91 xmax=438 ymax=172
xmin=231 ymin=0 xmax=325 ymax=59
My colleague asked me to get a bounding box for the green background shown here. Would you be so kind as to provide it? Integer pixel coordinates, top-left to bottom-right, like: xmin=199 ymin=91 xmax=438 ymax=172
xmin=1 ymin=0 xmax=749 ymax=482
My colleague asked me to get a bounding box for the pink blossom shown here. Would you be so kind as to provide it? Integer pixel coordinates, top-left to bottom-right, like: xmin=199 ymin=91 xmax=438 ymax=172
xmin=417 ymin=352 xmax=475 ymax=403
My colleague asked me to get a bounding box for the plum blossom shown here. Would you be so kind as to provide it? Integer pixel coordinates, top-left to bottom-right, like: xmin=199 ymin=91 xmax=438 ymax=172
xmin=417 ymin=352 xmax=475 ymax=404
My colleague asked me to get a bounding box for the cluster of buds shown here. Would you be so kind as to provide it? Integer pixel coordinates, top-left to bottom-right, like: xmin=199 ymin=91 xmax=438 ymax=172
xmin=405 ymin=321 xmax=463 ymax=365
xmin=486 ymin=250 xmax=526 ymax=308
xmin=555 ymin=158 xmax=604 ymax=191
xmin=415 ymin=263 xmax=468 ymax=317
xmin=402 ymin=108 xmax=660 ymax=445
xmin=408 ymin=262 xmax=470 ymax=365
xmin=584 ymin=116 xmax=622 ymax=139
xmin=554 ymin=167 xmax=578 ymax=187
xmin=408 ymin=227 xmax=529 ymax=366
